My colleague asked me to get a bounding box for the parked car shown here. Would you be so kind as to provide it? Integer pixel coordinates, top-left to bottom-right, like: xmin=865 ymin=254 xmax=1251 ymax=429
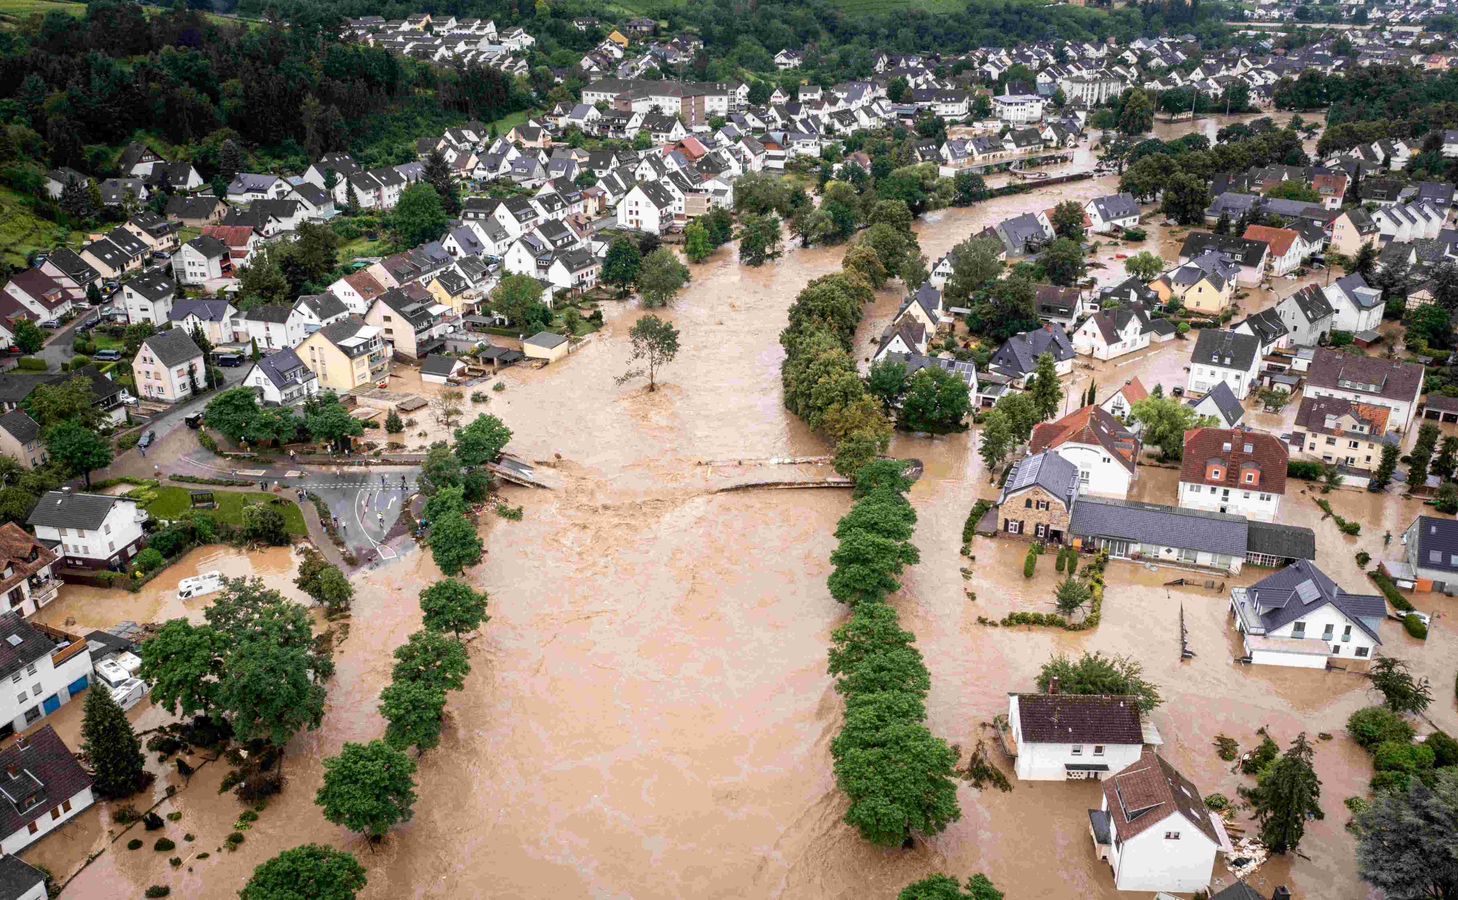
xmin=93 ymin=349 xmax=122 ymax=361
xmin=215 ymin=352 xmax=245 ymax=367
xmin=138 ymin=430 xmax=155 ymax=449
xmin=184 ymin=412 xmax=204 ymax=429
xmin=39 ymin=319 xmax=60 ymax=329
xmin=1171 ymin=386 xmax=1185 ymax=397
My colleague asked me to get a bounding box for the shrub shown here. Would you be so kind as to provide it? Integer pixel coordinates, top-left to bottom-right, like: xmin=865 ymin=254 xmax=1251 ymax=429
xmin=1404 ymin=614 xmax=1428 ymax=639
xmin=1340 ymin=520 xmax=1361 ymax=535
xmin=1287 ymin=460 xmax=1326 ymax=480
xmin=1176 ymin=322 xmax=1190 ymax=335
xmin=1427 ymin=730 xmax=1458 ymax=767
xmin=1369 ymin=571 xmax=1415 ymax=612
xmin=225 ymin=831 xmax=245 ymax=850
xmin=169 ymin=856 xmax=182 ymax=868
xmin=1348 ymin=706 xmax=1416 ymax=750
xmin=118 ymin=432 xmax=141 ymax=451
xmin=1241 ymin=735 xmax=1279 ymax=775
xmin=70 ymin=354 xmax=91 ymax=370
xmin=1065 ymin=549 xmax=1077 ymax=576
xmin=114 ymin=804 xmax=140 ymax=824
xmin=1373 ymin=740 xmax=1434 ymax=781
xmin=1023 ymin=548 xmax=1037 ymax=578
xmin=154 ymin=838 xmax=175 ymax=852
xmin=1205 ymin=793 xmax=1231 ymax=811
xmin=133 ymin=548 xmax=166 ymax=574
xmin=1214 ymin=735 xmax=1239 ymax=761
xmin=1121 ymin=226 xmax=1147 ymax=241
xmin=145 ymin=888 xmax=170 ymax=898
xmin=1356 ymin=551 xmax=1371 ymax=568
xmin=15 ymin=357 xmax=46 ymax=371
xmin=127 ymin=839 xmax=143 ymax=850
xmin=1054 ymin=549 xmax=1066 ymax=573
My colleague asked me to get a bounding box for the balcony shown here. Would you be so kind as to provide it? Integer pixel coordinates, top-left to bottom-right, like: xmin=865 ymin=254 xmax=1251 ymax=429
xmin=1229 ymin=588 xmax=1266 ymax=635
xmin=26 ymin=577 xmax=60 ymax=609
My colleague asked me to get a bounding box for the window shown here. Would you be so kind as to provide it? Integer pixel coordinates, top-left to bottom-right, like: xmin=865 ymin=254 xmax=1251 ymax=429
xmin=26 ymin=822 xmax=37 ymax=835
xmin=1071 ymin=745 xmax=1083 ymax=756
xmin=1164 ymin=831 xmax=1181 ymax=840
xmin=1093 ymin=745 xmax=1105 ymax=756
xmin=23 ymin=707 xmax=39 ymax=724
xmin=9 ymin=674 xmax=18 ymax=685
xmin=14 ymin=694 xmax=24 ymax=705
xmin=1356 ymin=646 xmax=1370 ymax=658
xmin=62 ymin=799 xmax=71 ymax=812
xmin=1323 ymin=624 xmax=1334 ymax=641
xmin=1342 ymin=625 xmax=1352 ymax=642
xmin=25 ymin=664 xmax=36 ymax=677
xmin=49 ymin=807 xmax=60 ymax=820
xmin=1292 ymin=621 xmax=1306 ymax=638
xmin=1024 ymin=499 xmax=1032 ymax=508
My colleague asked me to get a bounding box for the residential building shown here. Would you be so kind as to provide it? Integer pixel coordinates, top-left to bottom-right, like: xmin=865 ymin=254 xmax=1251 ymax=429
xmin=242 ymin=348 xmax=319 ymax=407
xmin=1399 ymin=516 xmax=1458 ymax=593
xmin=172 ymin=235 xmax=231 ymax=286
xmin=1071 ymin=304 xmax=1153 ymax=361
xmin=1230 ymin=560 xmax=1386 ymax=668
xmin=1329 ymin=209 xmax=1379 ymax=257
xmin=2 ymin=270 xmax=75 ymax=323
xmin=988 ymin=325 xmax=1075 ymax=386
xmin=1187 ymin=382 xmax=1245 ymax=429
xmin=1029 ymin=406 xmax=1140 ymax=499
xmin=1178 ymin=233 xmax=1267 ymax=286
xmin=992 ymin=94 xmax=1046 ymax=123
xmin=27 ymin=491 xmax=147 ymax=572
xmin=0 ymin=726 xmax=94 ymax=854
xmin=1293 ymin=396 xmax=1392 ymax=479
xmin=1323 ymin=273 xmax=1385 ymax=335
xmin=1187 ymin=330 xmax=1262 ymax=400
xmin=1034 ymin=284 xmax=1083 ymax=329
xmin=1099 ymin=378 xmax=1148 ymax=421
xmin=0 ymin=411 xmax=43 ymax=470
xmin=120 ymin=270 xmax=176 ymax=326
xmin=168 ymin=299 xmax=235 ymax=346
xmin=523 ymin=331 xmax=570 ymax=363
xmin=616 ymin=181 xmax=677 ymax=234
xmin=1084 ymin=193 xmax=1141 ymax=235
xmin=366 ymin=287 xmax=450 ymax=360
xmin=1151 ymin=252 xmax=1237 ymax=314
xmin=1304 ymin=348 xmax=1424 ymax=433
xmin=297 ymin=317 xmax=389 ymax=393
xmin=996 ymin=451 xmax=1080 ymax=541
xmin=1178 ymin=428 xmax=1287 ymax=521
xmin=1232 ymin=307 xmax=1289 ymax=356
xmin=1274 ymin=284 xmax=1334 ymax=348
xmin=1089 ymin=751 xmax=1226 ymax=893
xmin=232 ymin=305 xmax=305 ymax=352
xmin=1004 ymin=693 xmax=1148 ymax=781
xmin=131 ymin=329 xmax=205 ymax=403
xmin=1068 ymin=497 xmax=1248 ymax=574
xmin=0 ymin=524 xmax=61 ymax=619
xmin=1242 ymin=224 xmax=1305 ymax=276
xmin=0 ymin=856 xmax=47 ymax=900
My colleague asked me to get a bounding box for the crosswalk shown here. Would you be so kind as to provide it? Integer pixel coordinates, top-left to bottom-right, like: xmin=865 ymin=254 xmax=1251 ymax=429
xmin=238 ymin=480 xmax=418 ymax=490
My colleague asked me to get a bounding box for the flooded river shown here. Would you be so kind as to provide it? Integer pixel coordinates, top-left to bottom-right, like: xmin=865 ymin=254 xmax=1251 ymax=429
xmin=50 ymin=115 xmax=1430 ymax=899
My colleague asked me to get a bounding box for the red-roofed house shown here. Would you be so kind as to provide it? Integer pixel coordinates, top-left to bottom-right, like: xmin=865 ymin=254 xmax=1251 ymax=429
xmin=2 ymin=270 xmax=76 ymax=321
xmin=1089 ymin=750 xmax=1228 ymax=893
xmin=1178 ymin=427 xmax=1288 ymax=521
xmin=1242 ymin=224 xmax=1305 ymax=276
xmin=200 ymin=225 xmax=259 ymax=268
xmin=1099 ymin=377 xmax=1149 ymax=421
xmin=1029 ymin=405 xmax=1141 ymax=498
xmin=1312 ymin=172 xmax=1348 ymax=210
xmin=0 ymin=726 xmax=95 ymax=854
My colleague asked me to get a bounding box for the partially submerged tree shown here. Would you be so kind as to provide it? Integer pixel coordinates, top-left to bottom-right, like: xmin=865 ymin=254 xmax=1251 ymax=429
xmin=81 ymin=686 xmax=147 ymax=799
xmin=619 ymin=314 xmax=680 ymax=392
xmin=242 ymin=845 xmax=367 ymax=900
xmin=1036 ymin=651 xmax=1161 ymax=712
xmin=316 ymin=740 xmax=417 ymax=840
xmin=1248 ymin=733 xmax=1323 ymax=855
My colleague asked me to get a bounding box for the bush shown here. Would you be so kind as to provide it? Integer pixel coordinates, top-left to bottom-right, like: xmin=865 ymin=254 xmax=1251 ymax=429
xmin=1369 ymin=571 xmax=1415 ymax=612
xmin=1121 ymin=226 xmax=1147 ymax=241
xmin=1287 ymin=460 xmax=1326 ymax=481
xmin=118 ymin=432 xmax=141 ymax=451
xmin=133 ymin=548 xmax=166 ymax=574
xmin=1023 ymin=548 xmax=1037 ymax=578
xmin=15 ymin=357 xmax=46 ymax=371
xmin=1055 ymin=549 xmax=1066 ymax=573
xmin=1348 ymin=706 xmax=1416 ymax=750
xmin=1373 ymin=740 xmax=1434 ymax=779
xmin=1404 ymin=614 xmax=1428 ymax=639
xmin=1356 ymin=551 xmax=1371 ymax=568
xmin=70 ymin=354 xmax=92 ymax=370
xmin=127 ymin=839 xmax=143 ymax=850
xmin=1340 ymin=520 xmax=1362 ymax=535
xmin=1427 ymin=730 xmax=1458 ymax=767
xmin=1205 ymin=793 xmax=1231 ymax=811
xmin=1176 ymin=322 xmax=1190 ymax=335
xmin=145 ymin=888 xmax=170 ymax=898
xmin=154 ymin=838 xmax=175 ymax=852
xmin=1241 ymin=735 xmax=1280 ymax=775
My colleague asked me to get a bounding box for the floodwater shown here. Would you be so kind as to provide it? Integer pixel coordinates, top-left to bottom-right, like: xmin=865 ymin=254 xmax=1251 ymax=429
xmin=50 ymin=116 xmax=1430 ymax=899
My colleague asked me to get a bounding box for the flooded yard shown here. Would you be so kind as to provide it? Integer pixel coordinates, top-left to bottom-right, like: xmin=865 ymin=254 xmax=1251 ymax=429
xmin=45 ymin=124 xmax=1433 ymax=898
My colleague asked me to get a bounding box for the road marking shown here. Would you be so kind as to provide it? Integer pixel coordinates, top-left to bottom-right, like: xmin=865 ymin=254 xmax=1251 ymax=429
xmin=236 ymin=469 xmax=268 ymax=477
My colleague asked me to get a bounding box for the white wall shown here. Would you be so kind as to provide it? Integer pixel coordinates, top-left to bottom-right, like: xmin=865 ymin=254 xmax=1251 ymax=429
xmin=1178 ymin=481 xmax=1281 ymax=521
xmin=1187 ymin=362 xmax=1255 ymax=400
xmin=1266 ymin=604 xmax=1378 ymax=661
xmin=0 ymin=786 xmax=94 ymax=855
xmin=1057 ymin=445 xmax=1133 ymax=499
xmin=1112 ymin=811 xmax=1218 ymax=893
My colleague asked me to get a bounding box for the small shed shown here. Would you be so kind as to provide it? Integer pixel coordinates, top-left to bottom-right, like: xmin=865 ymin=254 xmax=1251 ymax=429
xmin=523 ymin=331 xmax=570 ymax=363
xmin=420 ymin=355 xmax=465 ymax=385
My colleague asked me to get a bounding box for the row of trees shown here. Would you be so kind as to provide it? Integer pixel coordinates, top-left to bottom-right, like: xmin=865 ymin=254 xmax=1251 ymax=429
xmin=602 ymin=238 xmax=691 ymax=308
xmin=417 ymin=413 xmax=513 ymax=574
xmin=977 ymin=354 xmax=1063 ymax=475
xmin=205 ymin=388 xmax=364 ymax=451
xmin=827 ymin=462 xmax=961 ymax=846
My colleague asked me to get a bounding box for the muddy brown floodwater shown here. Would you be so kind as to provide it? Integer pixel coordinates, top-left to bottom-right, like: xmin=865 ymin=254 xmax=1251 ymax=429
xmin=53 ymin=117 xmax=1426 ymax=899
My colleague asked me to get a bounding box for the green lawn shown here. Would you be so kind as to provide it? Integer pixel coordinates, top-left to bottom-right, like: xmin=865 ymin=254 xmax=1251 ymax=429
xmin=133 ymin=486 xmax=308 ymax=538
xmin=0 ymin=186 xmax=73 ymax=270
xmin=338 ymin=235 xmax=387 ymax=262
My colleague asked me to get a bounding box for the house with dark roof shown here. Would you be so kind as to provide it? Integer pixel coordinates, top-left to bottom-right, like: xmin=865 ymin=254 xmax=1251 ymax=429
xmin=1068 ymin=497 xmax=1249 ymax=574
xmin=1305 ymin=347 xmax=1424 ymax=433
xmin=1071 ymin=303 xmax=1154 ymax=361
xmin=1178 ymin=427 xmax=1287 ymax=521
xmin=1005 ymin=692 xmax=1152 ymax=781
xmin=1274 ymin=284 xmax=1333 ymax=348
xmin=1084 ymin=192 xmax=1141 ymax=234
xmin=989 ymin=324 xmax=1075 ymax=386
xmin=1178 ymin=233 xmax=1268 ymax=286
xmin=1030 ymin=406 xmax=1140 ymax=499
xmin=0 ymin=854 xmax=47 ymax=900
xmin=1034 ymin=284 xmax=1083 ymax=329
xmin=120 ymin=270 xmax=176 ymax=326
xmin=242 ymin=348 xmax=318 ymax=407
xmin=1230 ymin=560 xmax=1386 ymax=668
xmin=0 ymin=726 xmax=94 ymax=854
xmin=0 ymin=410 xmax=43 ymax=470
xmin=1089 ymin=750 xmax=1228 ymax=892
xmin=1187 ymin=381 xmax=1245 ymax=430
xmin=172 ymin=235 xmax=231 ymax=286
xmin=996 ymin=451 xmax=1080 ymax=542
xmin=132 ymin=329 xmax=205 ymax=403
xmin=1292 ymin=395 xmax=1393 ymax=482
xmin=1232 ymin=307 xmax=1289 ymax=357
xmin=1323 ymin=272 xmax=1383 ymax=335
xmin=1397 ymin=515 xmax=1458 ymax=594
xmin=27 ymin=491 xmax=147 ymax=572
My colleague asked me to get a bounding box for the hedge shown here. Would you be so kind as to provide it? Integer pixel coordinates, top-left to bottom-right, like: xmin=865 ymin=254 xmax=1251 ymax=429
xmin=1369 ymin=570 xmax=1415 ymax=612
xmin=961 ymin=499 xmax=993 ymax=548
xmin=15 ymin=357 xmax=46 ymax=371
xmin=1288 ymin=460 xmax=1326 ymax=480
xmin=1404 ymin=615 xmax=1428 ymax=639
xmin=170 ymin=474 xmax=255 ymax=487
xmin=1001 ymin=550 xmax=1108 ymax=632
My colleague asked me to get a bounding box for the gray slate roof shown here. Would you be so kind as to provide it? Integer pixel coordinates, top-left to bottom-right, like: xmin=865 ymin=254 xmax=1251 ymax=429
xmin=1192 ymin=329 xmax=1260 ymax=373
xmin=1245 ymin=559 xmax=1386 ymax=643
xmin=999 ymin=451 xmax=1079 ymax=508
xmin=0 ymin=854 xmax=45 ymax=899
xmin=1068 ymin=497 xmax=1247 ymax=558
xmin=27 ymin=491 xmax=128 ymax=531
xmin=1411 ymin=515 xmax=1458 ymax=574
xmin=140 ymin=328 xmax=202 ymax=366
xmin=1190 ymin=381 xmax=1245 ymax=428
xmin=0 ymin=409 xmax=39 ymax=445
xmin=1245 ymin=521 xmax=1317 ymax=562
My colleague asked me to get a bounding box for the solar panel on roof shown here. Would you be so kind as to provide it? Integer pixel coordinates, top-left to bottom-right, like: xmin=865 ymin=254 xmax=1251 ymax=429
xmin=1295 ymin=580 xmax=1321 ymax=604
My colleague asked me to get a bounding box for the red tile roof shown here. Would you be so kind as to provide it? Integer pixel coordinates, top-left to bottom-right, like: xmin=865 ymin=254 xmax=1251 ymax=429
xmin=1013 ymin=693 xmax=1144 ymax=745
xmin=1103 ymin=750 xmax=1220 ymax=846
xmin=1242 ymin=224 xmax=1299 ymax=258
xmin=1179 ymin=427 xmax=1289 ymax=495
xmin=1029 ymin=405 xmax=1141 ymax=473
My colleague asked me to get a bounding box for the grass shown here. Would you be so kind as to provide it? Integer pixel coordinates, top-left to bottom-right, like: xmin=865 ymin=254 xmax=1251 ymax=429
xmin=134 ymin=486 xmax=307 ymax=538
xmin=0 ymin=0 xmax=251 ymax=27
xmin=0 ymin=186 xmax=73 ymax=270
xmin=338 ymin=235 xmax=386 ymax=262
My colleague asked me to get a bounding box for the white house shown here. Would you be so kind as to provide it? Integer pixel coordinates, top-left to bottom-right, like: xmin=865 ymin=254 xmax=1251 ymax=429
xmin=0 ymin=856 xmax=47 ymax=900
xmin=172 ymin=235 xmax=230 ymax=287
xmin=616 ymin=181 xmax=677 ymax=234
xmin=232 ymin=305 xmax=307 ymax=352
xmin=1187 ymin=330 xmax=1262 ymax=400
xmin=1090 ymin=751 xmax=1226 ymax=893
xmin=1071 ymin=305 xmax=1152 ymax=361
xmin=132 ymin=329 xmax=206 ymax=404
xmin=992 ymin=94 xmax=1046 ymax=124
xmin=1274 ymin=284 xmax=1334 ymax=348
xmin=1178 ymin=428 xmax=1287 ymax=521
xmin=0 ymin=523 xmax=60 ymax=618
xmin=1230 ymin=560 xmax=1386 ymax=668
xmin=1323 ymin=273 xmax=1384 ymax=335
xmin=242 ymin=348 xmax=319 ymax=407
xmin=120 ymin=270 xmax=177 ymax=326
xmin=1005 ymin=693 xmax=1150 ymax=781
xmin=1099 ymin=378 xmax=1148 ymax=421
xmin=26 ymin=491 xmax=147 ymax=572
xmin=0 ymin=725 xmax=95 ymax=854
xmin=1028 ymin=405 xmax=1140 ymax=499
xmin=1304 ymin=348 xmax=1424 ymax=434
xmin=0 ymin=616 xmax=92 ymax=739
xmin=1084 ymin=193 xmax=1141 ymax=235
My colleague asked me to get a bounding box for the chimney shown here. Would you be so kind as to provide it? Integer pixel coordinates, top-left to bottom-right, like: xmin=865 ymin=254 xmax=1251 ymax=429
xmin=1048 ymin=677 xmax=1060 ymax=695
xmin=1272 ymin=889 xmax=1292 ymax=900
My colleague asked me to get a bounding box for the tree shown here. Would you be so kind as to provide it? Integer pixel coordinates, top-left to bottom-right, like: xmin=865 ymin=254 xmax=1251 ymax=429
xmin=1054 ymin=577 xmax=1092 ymax=615
xmin=238 ymin=253 xmax=290 ymax=308
xmin=1356 ymin=770 xmax=1458 ymax=899
xmin=638 ymin=248 xmax=690 ymax=308
xmin=418 ymin=579 xmax=490 ymax=639
xmin=390 ymin=183 xmax=449 ymax=248
xmin=1408 ymin=421 xmax=1441 ymax=491
xmin=304 ymin=393 xmax=363 ymax=451
xmin=1369 ymin=657 xmax=1432 ymax=714
xmin=1124 ymin=251 xmax=1164 ymax=282
xmin=380 ymin=677 xmax=446 ymax=754
xmin=242 ymin=845 xmax=367 ymax=900
xmin=219 ymin=631 xmax=326 ymax=746
xmin=27 ymin=376 xmax=103 ymax=431
xmin=942 ymin=236 xmax=1003 ymax=307
xmin=454 ymin=414 xmax=512 ymax=468
xmin=1049 ymin=200 xmax=1086 ymax=242
xmin=1028 ymin=352 xmax=1063 ymax=422
xmin=844 ymin=244 xmax=888 ymax=289
xmin=1040 ymin=237 xmax=1086 ymax=287
xmin=899 ymin=367 xmax=969 ymax=434
xmin=683 ymin=222 xmax=712 ymax=263
xmin=1036 ymin=651 xmax=1162 ymax=712
xmin=1161 ymin=173 xmax=1212 ymax=226
xmin=1132 ymin=396 xmax=1208 ymax=461
xmin=1351 ymin=242 xmax=1378 ymax=281
xmin=738 ymin=213 xmax=782 ymax=266
xmin=385 ymin=410 xmax=403 ymax=434
xmin=316 ymin=740 xmax=417 ymax=840
xmin=1371 ymin=442 xmax=1400 ymax=491
xmin=1407 ymin=303 xmax=1453 ymax=350
xmin=1249 ymin=733 xmax=1323 ymax=855
xmin=138 ymin=619 xmax=222 ymax=720
xmin=952 ymin=171 xmax=987 ymax=207
xmin=1118 ymin=88 xmax=1154 ymax=135
xmin=967 ymin=274 xmax=1039 ymax=343
xmin=44 ymin=421 xmax=111 ymax=487
xmin=421 ymin=149 xmax=460 ymax=215
xmin=490 ymin=275 xmax=551 ymax=331
xmin=431 ymin=389 xmax=465 ymax=432
xmin=205 ymin=387 xmax=263 ymax=443
xmin=867 ymin=359 xmax=908 ymax=411
xmin=978 ymin=409 xmax=1013 ymax=474
xmin=392 ymin=628 xmax=470 ymax=696
xmin=428 ymin=511 xmax=483 ymax=575
xmin=835 ymin=721 xmax=961 ymax=845
xmin=620 ymin=315 xmax=680 ymax=392
xmin=13 ymin=319 xmax=43 ymax=355
xmin=81 ymin=686 xmax=145 ymax=799
xmin=294 ymin=549 xmax=353 ymax=615
xmin=602 ymin=238 xmax=642 ymax=296
xmin=899 ymin=874 xmax=1003 ymax=900
xmin=240 ymin=502 xmax=290 ymax=546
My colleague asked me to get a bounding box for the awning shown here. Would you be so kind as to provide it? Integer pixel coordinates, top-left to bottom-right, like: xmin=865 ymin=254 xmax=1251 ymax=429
xmin=1088 ymin=809 xmax=1113 ymax=845
xmin=1066 ymin=763 xmax=1110 ymax=772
